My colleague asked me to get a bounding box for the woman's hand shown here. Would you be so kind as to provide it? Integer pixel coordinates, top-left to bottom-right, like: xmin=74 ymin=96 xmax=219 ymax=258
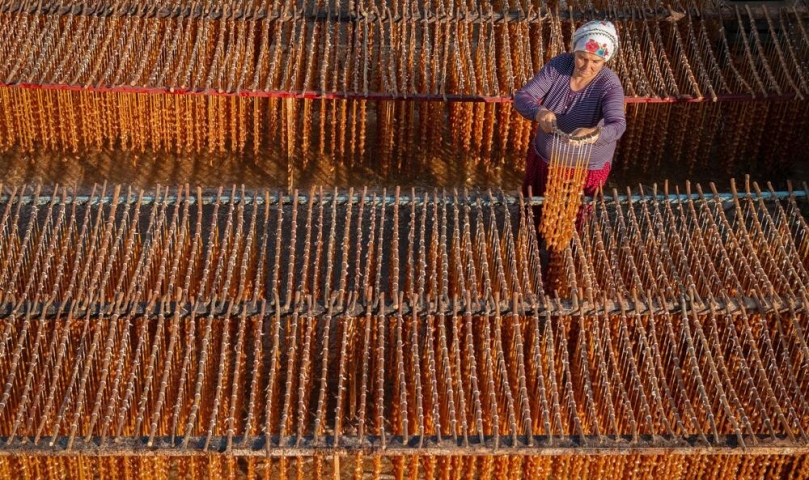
xmin=568 ymin=127 xmax=600 ymax=146
xmin=536 ymin=108 xmax=557 ymax=133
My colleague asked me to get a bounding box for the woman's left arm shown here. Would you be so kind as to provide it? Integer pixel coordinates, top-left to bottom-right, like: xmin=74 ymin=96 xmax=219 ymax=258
xmin=594 ymin=85 xmax=626 ymax=146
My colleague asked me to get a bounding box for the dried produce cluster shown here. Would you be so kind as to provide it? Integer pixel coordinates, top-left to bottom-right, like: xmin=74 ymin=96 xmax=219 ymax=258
xmin=0 ymin=6 xmax=807 ymax=176
xmin=0 ymin=182 xmax=806 ymax=471
xmin=0 ymin=454 xmax=805 ymax=479
xmin=1 ymin=3 xmax=805 ymax=99
xmin=1 ymin=0 xmax=808 ymax=474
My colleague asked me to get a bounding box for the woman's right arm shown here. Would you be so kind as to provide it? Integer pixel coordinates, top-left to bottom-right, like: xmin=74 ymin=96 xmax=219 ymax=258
xmin=513 ymin=63 xmax=557 ymax=122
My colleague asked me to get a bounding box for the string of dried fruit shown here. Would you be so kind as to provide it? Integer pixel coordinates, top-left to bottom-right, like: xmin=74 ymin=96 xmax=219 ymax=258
xmin=213 ymin=95 xmax=226 ymax=153
xmin=35 ymin=89 xmax=55 ymax=151
xmin=460 ymin=22 xmax=478 ymax=96
xmin=761 ymin=7 xmax=802 ymax=98
xmin=5 ymin=12 xmax=43 ymax=83
xmin=129 ymin=17 xmax=164 ymax=88
xmin=266 ymin=18 xmax=289 ymax=91
xmin=472 ymin=103 xmax=485 ymax=157
xmin=384 ymin=14 xmax=399 ymax=96
xmin=301 ymin=99 xmax=312 ymax=166
xmin=539 ymin=131 xmax=595 ymax=251
xmin=496 ymin=103 xmax=510 ymax=163
xmin=0 ymin=87 xmax=11 ymax=150
xmin=153 ymin=17 xmax=186 ymax=88
xmin=0 ymin=13 xmax=21 ymax=77
xmin=292 ymin=16 xmax=311 ymax=92
xmin=15 ymin=91 xmax=36 ymax=153
xmin=249 ymin=18 xmax=272 ymax=91
xmin=637 ymin=16 xmax=667 ymax=97
xmin=358 ymin=99 xmax=367 ymax=162
xmin=115 ymin=92 xmax=128 ymax=151
xmin=486 ymin=19 xmax=501 ymax=95
xmin=498 ymin=22 xmax=515 ymax=93
xmin=362 ymin=15 xmax=375 ymax=95
xmin=75 ymin=90 xmax=92 ymax=150
xmin=512 ymin=21 xmax=531 ymax=88
xmin=110 ymin=16 xmax=144 ymax=87
xmin=515 ymin=107 xmax=534 ymax=156
xmin=178 ymin=93 xmax=192 ymax=153
xmin=777 ymin=10 xmax=809 ymax=96
xmin=448 ymin=102 xmax=463 ymax=153
xmin=317 ymin=13 xmax=332 ymax=94
xmin=651 ymin=19 xmax=681 ymax=97
xmin=205 ymin=16 xmax=231 ymax=90
xmin=696 ymin=18 xmax=731 ymax=95
xmin=54 ymin=13 xmax=94 ymax=85
xmin=165 ymin=95 xmax=178 ymax=153
xmin=731 ymin=6 xmax=767 ymax=96
xmin=87 ymin=92 xmax=105 ymax=151
xmin=156 ymin=93 xmax=169 ymax=151
xmin=21 ymin=12 xmax=61 ymax=84
xmin=611 ymin=29 xmax=638 ymax=98
xmin=170 ymin=16 xmax=197 ymax=90
xmin=405 ymin=14 xmax=418 ymax=96
xmin=619 ymin=19 xmax=651 ymax=97
xmin=286 ymin=97 xmax=299 ymax=170
xmin=225 ymin=19 xmax=249 ymax=92
xmin=340 ymin=26 xmax=357 ymax=163
xmin=545 ymin=10 xmax=563 ymax=59
xmin=669 ymin=20 xmax=702 ymax=98
xmin=482 ymin=103 xmax=496 ymax=160
xmin=617 ymin=103 xmax=637 ymax=173
xmin=745 ymin=6 xmax=783 ymax=95
xmin=267 ymin=98 xmax=280 ymax=154
xmin=475 ymin=21 xmax=491 ymax=96
xmin=681 ymin=16 xmax=716 ymax=99
xmin=57 ymin=91 xmax=78 ymax=153
xmin=337 ymin=99 xmax=349 ymax=163
xmin=237 ymin=95 xmax=248 ymax=153
xmin=376 ymin=100 xmax=392 ymax=171
xmin=344 ymin=52 xmax=360 ymax=163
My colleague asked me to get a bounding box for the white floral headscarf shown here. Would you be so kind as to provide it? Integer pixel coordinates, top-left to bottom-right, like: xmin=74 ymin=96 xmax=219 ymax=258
xmin=571 ymin=20 xmax=619 ymax=62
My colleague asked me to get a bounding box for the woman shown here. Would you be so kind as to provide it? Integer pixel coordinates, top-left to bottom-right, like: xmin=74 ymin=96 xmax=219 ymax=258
xmin=514 ymin=20 xmax=626 ymax=200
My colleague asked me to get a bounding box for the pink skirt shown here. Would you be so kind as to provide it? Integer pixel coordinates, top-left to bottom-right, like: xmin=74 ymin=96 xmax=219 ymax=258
xmin=522 ymin=146 xmax=612 ymax=199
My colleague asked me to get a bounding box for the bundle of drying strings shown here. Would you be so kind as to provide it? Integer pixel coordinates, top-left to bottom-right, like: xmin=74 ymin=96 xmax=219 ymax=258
xmin=539 ymin=127 xmax=600 ymax=251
